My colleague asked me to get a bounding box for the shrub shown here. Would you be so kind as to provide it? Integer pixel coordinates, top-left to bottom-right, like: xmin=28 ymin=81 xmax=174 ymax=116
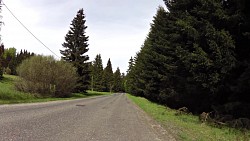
xmin=5 ymin=67 xmax=12 ymax=75
xmin=15 ymin=55 xmax=77 ymax=97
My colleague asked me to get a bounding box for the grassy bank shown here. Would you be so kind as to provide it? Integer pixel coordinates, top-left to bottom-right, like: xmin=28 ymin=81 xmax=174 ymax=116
xmin=127 ymin=94 xmax=250 ymax=141
xmin=0 ymin=75 xmax=111 ymax=104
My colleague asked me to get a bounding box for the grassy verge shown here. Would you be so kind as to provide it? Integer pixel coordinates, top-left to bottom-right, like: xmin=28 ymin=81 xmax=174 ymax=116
xmin=0 ymin=75 xmax=111 ymax=104
xmin=127 ymin=94 xmax=250 ymax=141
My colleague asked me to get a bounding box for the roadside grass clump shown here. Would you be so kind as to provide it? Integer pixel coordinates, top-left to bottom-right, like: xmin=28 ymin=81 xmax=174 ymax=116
xmin=127 ymin=94 xmax=250 ymax=141
xmin=15 ymin=55 xmax=77 ymax=98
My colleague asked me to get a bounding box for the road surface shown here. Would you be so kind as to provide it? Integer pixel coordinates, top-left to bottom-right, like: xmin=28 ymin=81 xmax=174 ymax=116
xmin=0 ymin=93 xmax=175 ymax=141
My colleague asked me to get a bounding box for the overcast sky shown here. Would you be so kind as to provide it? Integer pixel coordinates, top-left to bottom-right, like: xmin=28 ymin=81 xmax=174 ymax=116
xmin=1 ymin=0 xmax=165 ymax=73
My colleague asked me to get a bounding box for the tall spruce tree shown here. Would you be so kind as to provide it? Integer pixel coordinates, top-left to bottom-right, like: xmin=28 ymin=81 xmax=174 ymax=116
xmin=113 ymin=67 xmax=123 ymax=92
xmin=121 ymin=72 xmax=126 ymax=92
xmin=125 ymin=57 xmax=135 ymax=93
xmin=91 ymin=54 xmax=104 ymax=91
xmin=160 ymin=0 xmax=236 ymax=112
xmin=128 ymin=53 xmax=145 ymax=96
xmin=128 ymin=7 xmax=178 ymax=104
xmin=60 ymin=9 xmax=90 ymax=92
xmin=127 ymin=57 xmax=134 ymax=74
xmin=102 ymin=59 xmax=113 ymax=92
xmin=142 ymin=7 xmax=178 ymax=103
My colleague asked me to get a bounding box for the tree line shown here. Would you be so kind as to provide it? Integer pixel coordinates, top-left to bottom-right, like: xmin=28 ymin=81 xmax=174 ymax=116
xmin=1 ymin=9 xmax=124 ymax=96
xmin=90 ymin=54 xmax=125 ymax=93
xmin=0 ymin=44 xmax=34 ymax=78
xmin=125 ymin=0 xmax=250 ymax=122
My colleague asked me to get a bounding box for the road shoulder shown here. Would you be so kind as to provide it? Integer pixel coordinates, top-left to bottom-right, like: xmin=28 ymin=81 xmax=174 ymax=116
xmin=126 ymin=94 xmax=176 ymax=141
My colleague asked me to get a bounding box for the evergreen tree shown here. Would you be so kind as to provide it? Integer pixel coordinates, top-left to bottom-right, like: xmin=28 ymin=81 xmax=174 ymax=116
xmin=102 ymin=59 xmax=113 ymax=92
xmin=91 ymin=54 xmax=104 ymax=91
xmin=128 ymin=7 xmax=178 ymax=104
xmin=125 ymin=57 xmax=134 ymax=93
xmin=126 ymin=51 xmax=146 ymax=97
xmin=223 ymin=0 xmax=250 ymax=94
xmin=141 ymin=7 xmax=178 ymax=103
xmin=60 ymin=9 xmax=90 ymax=92
xmin=121 ymin=72 xmax=126 ymax=92
xmin=129 ymin=1 xmax=237 ymax=114
xmin=160 ymin=0 xmax=236 ymax=112
xmin=113 ymin=67 xmax=123 ymax=92
xmin=209 ymin=0 xmax=250 ymax=118
xmin=89 ymin=61 xmax=94 ymax=91
xmin=127 ymin=57 xmax=134 ymax=74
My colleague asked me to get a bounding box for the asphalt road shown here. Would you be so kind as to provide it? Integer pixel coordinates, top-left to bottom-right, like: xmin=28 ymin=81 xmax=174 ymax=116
xmin=0 ymin=93 xmax=175 ymax=141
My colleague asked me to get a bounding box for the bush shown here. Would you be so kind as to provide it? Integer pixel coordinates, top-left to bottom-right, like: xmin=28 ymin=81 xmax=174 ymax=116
xmin=5 ymin=67 xmax=12 ymax=75
xmin=15 ymin=55 xmax=77 ymax=97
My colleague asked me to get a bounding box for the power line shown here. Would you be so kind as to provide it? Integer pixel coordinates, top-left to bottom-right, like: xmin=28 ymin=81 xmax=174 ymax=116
xmin=1 ymin=1 xmax=60 ymax=58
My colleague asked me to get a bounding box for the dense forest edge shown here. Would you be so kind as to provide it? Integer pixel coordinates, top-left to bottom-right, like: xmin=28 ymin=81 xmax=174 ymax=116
xmin=125 ymin=0 xmax=250 ymax=130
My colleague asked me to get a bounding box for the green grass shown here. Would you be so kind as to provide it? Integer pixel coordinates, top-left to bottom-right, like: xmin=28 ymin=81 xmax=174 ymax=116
xmin=127 ymin=94 xmax=250 ymax=141
xmin=0 ymin=75 xmax=36 ymax=103
xmin=0 ymin=75 xmax=111 ymax=104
